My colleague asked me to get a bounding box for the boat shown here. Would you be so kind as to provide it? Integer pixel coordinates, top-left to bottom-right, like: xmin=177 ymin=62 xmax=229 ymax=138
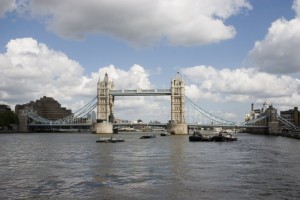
xmin=211 ymin=133 xmax=226 ymax=142
xmin=140 ymin=135 xmax=156 ymax=139
xmin=225 ymin=133 xmax=238 ymax=141
xmin=58 ymin=128 xmax=79 ymax=132
xmin=189 ymin=131 xmax=204 ymax=141
xmin=113 ymin=127 xmax=118 ymax=134
xmin=160 ymin=132 xmax=171 ymax=136
xmin=189 ymin=131 xmax=237 ymax=142
xmin=201 ymin=134 xmax=213 ymax=141
xmin=96 ymin=137 xmax=125 ymax=143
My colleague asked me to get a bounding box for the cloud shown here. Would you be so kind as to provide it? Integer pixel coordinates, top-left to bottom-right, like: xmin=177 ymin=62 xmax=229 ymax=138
xmin=98 ymin=64 xmax=152 ymax=89
xmin=17 ymin=0 xmax=251 ymax=46
xmin=2 ymin=38 xmax=300 ymax=123
xmin=293 ymin=0 xmax=300 ymax=17
xmin=0 ymin=0 xmax=15 ymax=17
xmin=0 ymin=38 xmax=170 ymax=121
xmin=248 ymin=0 xmax=300 ymax=74
xmin=181 ymin=65 xmax=300 ymax=105
xmin=0 ymin=37 xmax=94 ymax=105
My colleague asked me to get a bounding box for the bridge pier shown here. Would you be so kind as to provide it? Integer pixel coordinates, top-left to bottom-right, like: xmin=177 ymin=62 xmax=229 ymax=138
xmin=168 ymin=123 xmax=188 ymax=135
xmin=94 ymin=122 xmax=113 ymax=134
xmin=18 ymin=110 xmax=28 ymax=132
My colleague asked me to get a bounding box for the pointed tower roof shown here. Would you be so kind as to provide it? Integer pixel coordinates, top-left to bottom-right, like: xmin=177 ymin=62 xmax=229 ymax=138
xmin=103 ymin=72 xmax=109 ymax=82
xmin=174 ymin=71 xmax=183 ymax=81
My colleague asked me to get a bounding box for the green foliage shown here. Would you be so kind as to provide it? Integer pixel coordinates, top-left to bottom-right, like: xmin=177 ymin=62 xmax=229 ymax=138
xmin=0 ymin=111 xmax=19 ymax=127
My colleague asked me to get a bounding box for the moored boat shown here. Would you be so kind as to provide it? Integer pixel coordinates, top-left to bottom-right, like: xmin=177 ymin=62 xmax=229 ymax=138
xmin=96 ymin=137 xmax=125 ymax=143
xmin=113 ymin=127 xmax=118 ymax=134
xmin=189 ymin=131 xmax=203 ymax=141
xmin=225 ymin=133 xmax=238 ymax=141
xmin=189 ymin=131 xmax=238 ymax=142
xmin=211 ymin=133 xmax=226 ymax=142
xmin=140 ymin=135 xmax=156 ymax=139
xmin=160 ymin=132 xmax=171 ymax=136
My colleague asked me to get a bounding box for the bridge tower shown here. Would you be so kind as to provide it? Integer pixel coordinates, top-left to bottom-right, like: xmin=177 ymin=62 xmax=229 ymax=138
xmin=168 ymin=72 xmax=188 ymax=134
xmin=95 ymin=73 xmax=114 ymax=134
xmin=265 ymin=104 xmax=278 ymax=134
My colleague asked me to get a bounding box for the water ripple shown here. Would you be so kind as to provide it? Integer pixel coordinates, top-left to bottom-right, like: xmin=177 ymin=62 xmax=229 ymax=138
xmin=0 ymin=133 xmax=299 ymax=199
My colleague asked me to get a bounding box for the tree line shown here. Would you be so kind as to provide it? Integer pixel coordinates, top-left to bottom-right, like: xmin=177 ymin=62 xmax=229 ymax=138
xmin=0 ymin=111 xmax=19 ymax=130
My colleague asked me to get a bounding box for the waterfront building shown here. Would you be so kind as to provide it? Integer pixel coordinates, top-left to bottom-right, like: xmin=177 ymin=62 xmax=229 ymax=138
xmin=15 ymin=96 xmax=72 ymax=120
xmin=245 ymin=102 xmax=278 ymax=134
xmin=280 ymin=107 xmax=300 ymax=126
xmin=0 ymin=104 xmax=12 ymax=112
xmin=87 ymin=111 xmax=96 ymax=122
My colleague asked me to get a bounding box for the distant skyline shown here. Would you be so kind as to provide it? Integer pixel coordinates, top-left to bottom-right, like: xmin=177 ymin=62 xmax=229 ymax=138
xmin=1 ymin=0 xmax=300 ymax=123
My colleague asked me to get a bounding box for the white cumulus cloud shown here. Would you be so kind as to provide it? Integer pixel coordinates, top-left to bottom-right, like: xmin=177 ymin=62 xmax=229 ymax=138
xmin=17 ymin=0 xmax=251 ymax=46
xmin=0 ymin=38 xmax=170 ymax=122
xmin=0 ymin=37 xmax=93 ymax=105
xmin=181 ymin=65 xmax=300 ymax=106
xmin=248 ymin=0 xmax=300 ymax=74
xmin=182 ymin=65 xmax=300 ymax=121
xmin=3 ymin=37 xmax=300 ymax=122
xmin=293 ymin=0 xmax=300 ymax=17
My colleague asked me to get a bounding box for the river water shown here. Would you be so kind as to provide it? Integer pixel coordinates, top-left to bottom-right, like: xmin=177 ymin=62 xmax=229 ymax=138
xmin=0 ymin=132 xmax=299 ymax=200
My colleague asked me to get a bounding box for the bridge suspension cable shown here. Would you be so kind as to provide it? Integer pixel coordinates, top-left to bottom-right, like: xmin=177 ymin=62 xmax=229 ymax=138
xmin=25 ymin=96 xmax=98 ymax=125
xmin=185 ymin=96 xmax=236 ymax=125
xmin=73 ymin=96 xmax=98 ymax=118
xmin=277 ymin=115 xmax=296 ymax=128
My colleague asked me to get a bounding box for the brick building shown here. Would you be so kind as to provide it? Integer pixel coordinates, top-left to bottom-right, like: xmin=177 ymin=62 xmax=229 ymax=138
xmin=280 ymin=107 xmax=300 ymax=126
xmin=15 ymin=96 xmax=72 ymax=120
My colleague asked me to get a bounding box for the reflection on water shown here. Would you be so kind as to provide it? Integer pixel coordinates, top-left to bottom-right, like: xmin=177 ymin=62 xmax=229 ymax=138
xmin=0 ymin=133 xmax=300 ymax=199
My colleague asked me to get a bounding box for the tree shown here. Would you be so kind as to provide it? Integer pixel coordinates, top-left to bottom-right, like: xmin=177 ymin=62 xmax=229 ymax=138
xmin=0 ymin=111 xmax=19 ymax=129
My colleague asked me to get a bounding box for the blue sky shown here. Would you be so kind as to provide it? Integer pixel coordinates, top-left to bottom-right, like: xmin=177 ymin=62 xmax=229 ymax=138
xmin=1 ymin=0 xmax=300 ymax=123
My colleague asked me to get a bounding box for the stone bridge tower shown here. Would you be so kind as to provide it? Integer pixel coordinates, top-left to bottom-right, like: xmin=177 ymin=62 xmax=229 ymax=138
xmin=95 ymin=73 xmax=114 ymax=134
xmin=169 ymin=72 xmax=188 ymax=134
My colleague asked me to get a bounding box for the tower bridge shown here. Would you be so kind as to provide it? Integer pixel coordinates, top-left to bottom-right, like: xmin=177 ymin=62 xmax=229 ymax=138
xmin=19 ymin=72 xmax=297 ymax=134
xmin=95 ymin=72 xmax=187 ymax=134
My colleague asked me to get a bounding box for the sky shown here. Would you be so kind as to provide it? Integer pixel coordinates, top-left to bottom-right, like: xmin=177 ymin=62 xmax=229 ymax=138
xmin=1 ymin=0 xmax=300 ymax=123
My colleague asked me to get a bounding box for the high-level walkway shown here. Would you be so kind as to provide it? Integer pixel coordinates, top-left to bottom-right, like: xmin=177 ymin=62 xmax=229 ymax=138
xmin=110 ymin=89 xmax=171 ymax=96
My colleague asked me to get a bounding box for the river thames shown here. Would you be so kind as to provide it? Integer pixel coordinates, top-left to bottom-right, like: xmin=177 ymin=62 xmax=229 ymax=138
xmin=0 ymin=132 xmax=299 ymax=200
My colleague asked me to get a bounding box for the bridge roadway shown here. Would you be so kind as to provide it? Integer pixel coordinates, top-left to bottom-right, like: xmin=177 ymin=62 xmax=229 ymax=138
xmin=113 ymin=123 xmax=267 ymax=129
xmin=27 ymin=122 xmax=267 ymax=129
